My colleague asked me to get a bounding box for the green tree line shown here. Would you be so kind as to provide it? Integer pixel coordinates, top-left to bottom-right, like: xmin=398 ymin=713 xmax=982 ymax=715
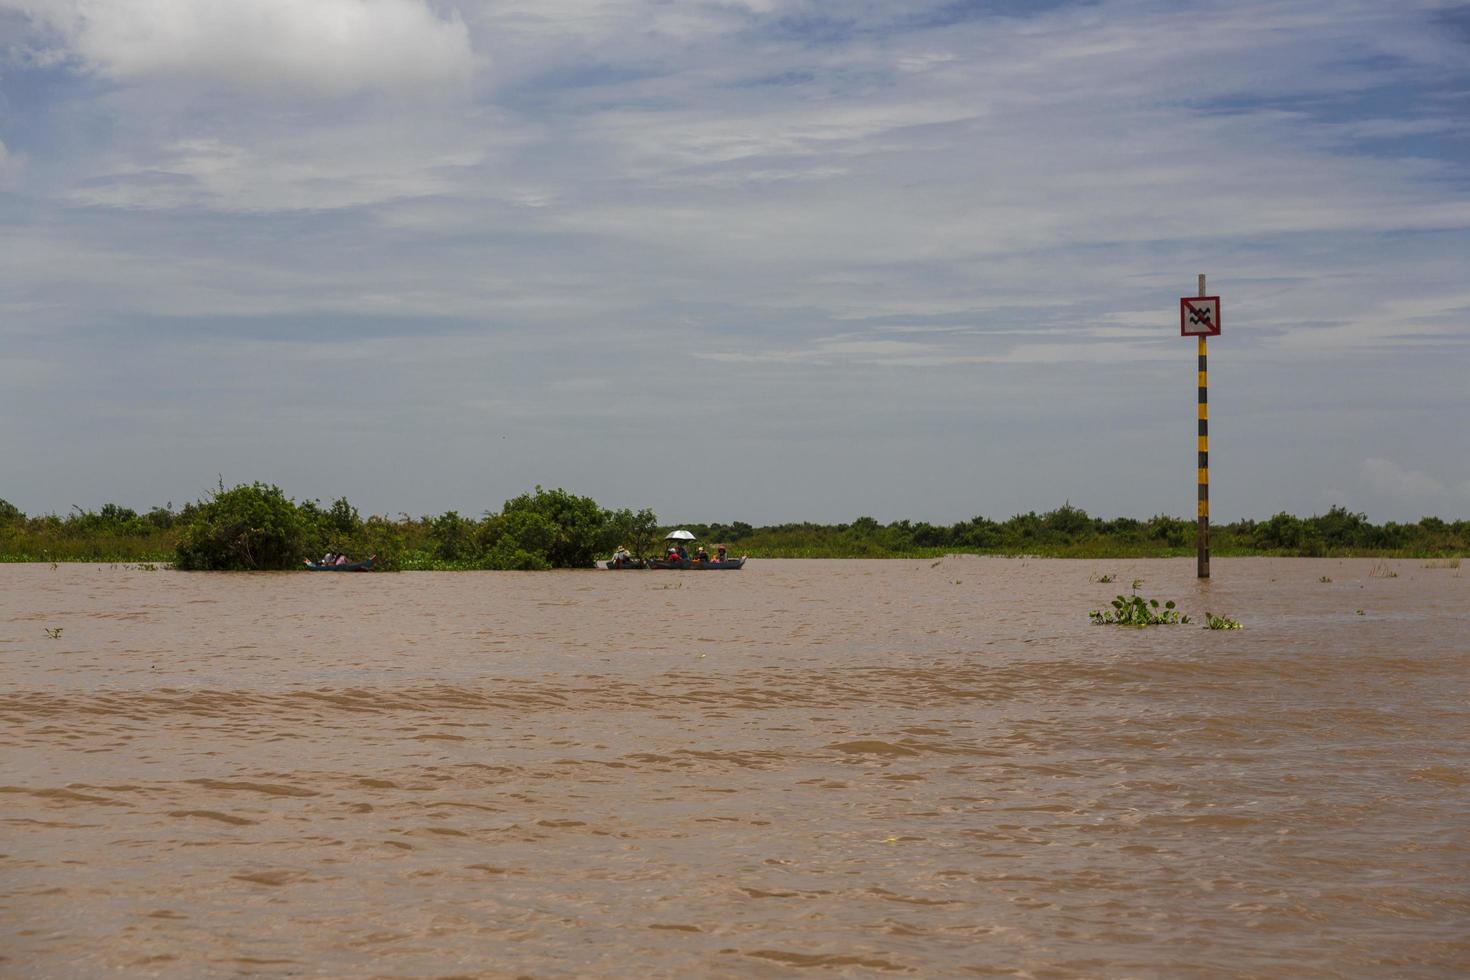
xmin=0 ymin=491 xmax=1465 ymax=568
xmin=0 ymin=485 xmax=658 ymax=570
xmin=684 ymin=504 xmax=1470 ymax=558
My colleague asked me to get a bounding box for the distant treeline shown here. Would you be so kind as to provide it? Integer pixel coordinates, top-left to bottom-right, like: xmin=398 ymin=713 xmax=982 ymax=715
xmin=0 ymin=491 xmax=1466 ymax=569
xmin=0 ymin=485 xmax=656 ymax=571
xmin=683 ymin=506 xmax=1470 ymax=559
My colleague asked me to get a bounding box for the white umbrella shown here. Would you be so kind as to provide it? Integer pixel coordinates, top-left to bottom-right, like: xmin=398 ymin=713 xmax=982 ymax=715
xmin=664 ymin=529 xmax=696 ymax=541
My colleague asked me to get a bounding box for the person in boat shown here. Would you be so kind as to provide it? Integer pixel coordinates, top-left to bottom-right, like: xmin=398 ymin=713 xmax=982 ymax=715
xmin=611 ymin=545 xmax=631 ymax=566
xmin=674 ymin=543 xmax=690 ymax=561
xmin=715 ymin=544 xmax=728 ymax=563
xmin=334 ymin=553 xmax=350 ymax=565
xmin=321 ymin=551 xmax=337 ymax=566
xmin=694 ymin=546 xmax=709 ymax=562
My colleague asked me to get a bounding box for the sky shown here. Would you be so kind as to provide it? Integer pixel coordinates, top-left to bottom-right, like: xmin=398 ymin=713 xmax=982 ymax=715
xmin=1 ymin=0 xmax=1468 ymax=525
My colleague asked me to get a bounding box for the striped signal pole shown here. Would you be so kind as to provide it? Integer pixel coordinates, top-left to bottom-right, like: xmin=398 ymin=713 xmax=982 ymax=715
xmin=1181 ymin=277 xmax=1219 ymax=578
xmin=1196 ymin=274 xmax=1209 ymax=579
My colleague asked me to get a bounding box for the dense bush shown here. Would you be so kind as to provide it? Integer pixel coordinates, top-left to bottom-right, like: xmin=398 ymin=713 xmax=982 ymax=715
xmin=491 ymin=487 xmax=613 ymax=568
xmin=481 ymin=510 xmax=557 ymax=570
xmin=605 ymin=507 xmax=661 ymax=559
xmin=354 ymin=515 xmax=408 ymax=570
xmin=175 ymin=483 xmax=306 ymax=570
xmin=428 ymin=510 xmax=479 ymax=562
xmin=408 ymin=488 xmax=642 ymax=569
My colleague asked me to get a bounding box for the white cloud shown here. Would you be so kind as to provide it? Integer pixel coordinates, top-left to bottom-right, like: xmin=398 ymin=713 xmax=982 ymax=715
xmin=7 ymin=0 xmax=476 ymax=96
xmin=66 ymin=122 xmax=500 ymax=211
xmin=1268 ymin=289 xmax=1470 ymax=352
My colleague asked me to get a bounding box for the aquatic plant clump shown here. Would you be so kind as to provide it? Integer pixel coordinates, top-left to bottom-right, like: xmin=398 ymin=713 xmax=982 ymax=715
xmin=1090 ymin=595 xmax=1190 ymax=627
xmin=1203 ymin=612 xmax=1243 ymax=630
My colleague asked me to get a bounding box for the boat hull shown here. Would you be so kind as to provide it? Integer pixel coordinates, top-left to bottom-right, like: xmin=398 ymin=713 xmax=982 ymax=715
xmin=303 ymin=558 xmax=376 ymax=572
xmin=647 ymin=556 xmax=745 ymax=570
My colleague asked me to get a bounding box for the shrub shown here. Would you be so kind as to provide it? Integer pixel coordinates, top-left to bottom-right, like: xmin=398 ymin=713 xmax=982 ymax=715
xmin=429 ymin=510 xmax=480 ymax=561
xmin=480 ymin=509 xmax=557 ymax=570
xmin=1310 ymin=506 xmax=1370 ymax=550
xmin=952 ymin=516 xmax=1001 ymax=549
xmin=175 ymin=483 xmax=306 ymax=570
xmin=144 ymin=505 xmax=177 ymax=529
xmin=499 ymin=486 xmax=609 ymax=568
xmin=328 ymin=496 xmax=361 ymax=536
xmin=910 ymin=521 xmax=950 ymax=547
xmin=1254 ymin=512 xmax=1306 ymax=551
xmin=1042 ymin=503 xmax=1093 ymax=540
xmin=354 ymin=515 xmax=404 ymax=570
xmin=605 ymin=507 xmax=660 ymax=558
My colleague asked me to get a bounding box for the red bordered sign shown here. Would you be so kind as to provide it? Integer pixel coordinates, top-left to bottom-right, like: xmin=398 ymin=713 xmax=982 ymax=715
xmin=1180 ymin=296 xmax=1221 ymax=336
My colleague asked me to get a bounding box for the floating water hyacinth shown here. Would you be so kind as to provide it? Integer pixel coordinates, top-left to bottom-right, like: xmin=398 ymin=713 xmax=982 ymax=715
xmin=1203 ymin=612 xmax=1243 ymax=630
xmin=1090 ymin=595 xmax=1189 ymax=627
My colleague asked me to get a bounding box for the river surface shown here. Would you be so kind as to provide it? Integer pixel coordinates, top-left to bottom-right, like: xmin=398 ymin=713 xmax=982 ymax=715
xmin=2 ymin=558 xmax=1467 ymax=978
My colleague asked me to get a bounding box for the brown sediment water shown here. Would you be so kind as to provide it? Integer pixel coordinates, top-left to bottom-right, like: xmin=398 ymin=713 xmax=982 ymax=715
xmin=1 ymin=557 xmax=1466 ymax=977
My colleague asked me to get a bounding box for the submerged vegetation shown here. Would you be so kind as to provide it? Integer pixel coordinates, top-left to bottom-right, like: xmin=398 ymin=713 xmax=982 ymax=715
xmin=0 ymin=493 xmax=1466 ymax=568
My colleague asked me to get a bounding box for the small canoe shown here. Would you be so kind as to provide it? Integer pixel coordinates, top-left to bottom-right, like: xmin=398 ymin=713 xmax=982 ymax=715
xmin=303 ymin=555 xmax=376 ymax=572
xmin=648 ymin=556 xmax=746 ymax=570
xmin=604 ymin=558 xmax=647 ymax=570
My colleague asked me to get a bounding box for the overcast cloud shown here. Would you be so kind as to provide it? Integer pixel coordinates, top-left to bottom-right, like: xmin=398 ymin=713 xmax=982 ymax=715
xmin=2 ymin=0 xmax=1468 ymax=523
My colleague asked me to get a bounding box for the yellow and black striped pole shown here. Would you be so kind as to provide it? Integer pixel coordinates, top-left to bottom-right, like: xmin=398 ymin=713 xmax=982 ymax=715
xmin=1196 ymin=273 xmax=1210 ymax=579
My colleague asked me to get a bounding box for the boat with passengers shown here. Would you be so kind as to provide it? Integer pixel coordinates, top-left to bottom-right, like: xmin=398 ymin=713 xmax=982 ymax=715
xmin=303 ymin=553 xmax=377 ymax=572
xmin=605 ymin=530 xmax=746 ymax=570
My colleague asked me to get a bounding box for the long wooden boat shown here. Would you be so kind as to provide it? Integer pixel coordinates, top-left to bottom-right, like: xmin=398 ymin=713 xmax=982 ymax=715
xmin=303 ymin=555 xmax=376 ymax=572
xmin=647 ymin=556 xmax=746 ymax=570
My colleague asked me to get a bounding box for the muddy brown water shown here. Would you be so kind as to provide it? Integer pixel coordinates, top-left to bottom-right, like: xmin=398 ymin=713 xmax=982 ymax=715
xmin=2 ymin=558 xmax=1467 ymax=978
